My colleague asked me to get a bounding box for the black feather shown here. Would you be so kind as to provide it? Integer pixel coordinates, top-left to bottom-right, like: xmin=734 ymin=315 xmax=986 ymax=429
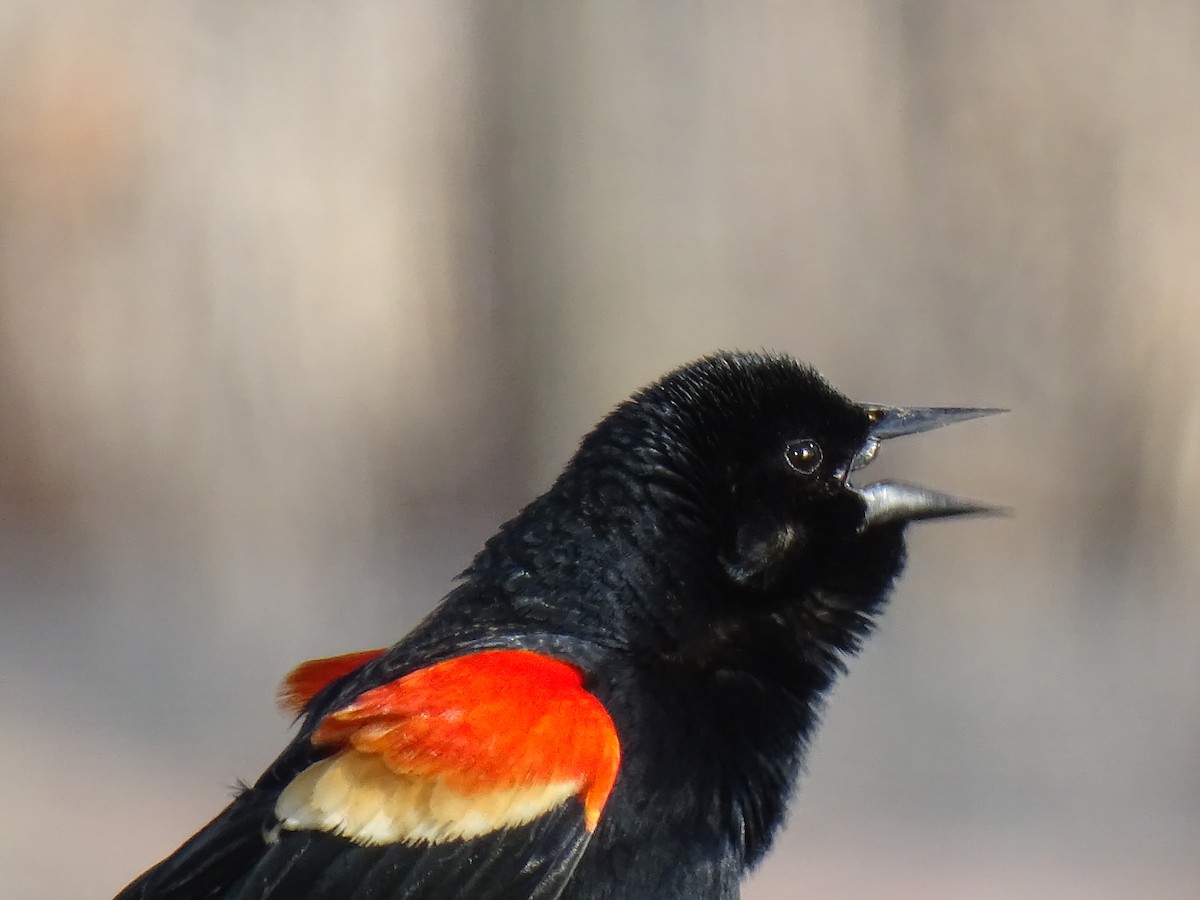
xmin=114 ymin=351 xmax=992 ymax=900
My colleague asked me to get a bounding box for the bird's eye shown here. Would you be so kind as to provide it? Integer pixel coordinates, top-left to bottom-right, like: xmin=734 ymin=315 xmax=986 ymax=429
xmin=784 ymin=438 xmax=823 ymax=475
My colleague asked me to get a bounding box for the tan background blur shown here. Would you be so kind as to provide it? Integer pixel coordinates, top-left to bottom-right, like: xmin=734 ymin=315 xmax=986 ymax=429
xmin=1 ymin=2 xmax=1198 ymax=898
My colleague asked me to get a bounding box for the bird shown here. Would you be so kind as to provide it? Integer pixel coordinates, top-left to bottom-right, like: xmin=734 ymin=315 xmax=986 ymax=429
xmin=115 ymin=350 xmax=1000 ymax=900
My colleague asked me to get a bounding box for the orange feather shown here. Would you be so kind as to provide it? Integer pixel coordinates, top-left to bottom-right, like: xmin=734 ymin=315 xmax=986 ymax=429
xmin=277 ymin=648 xmax=388 ymax=714
xmin=310 ymin=649 xmax=621 ymax=832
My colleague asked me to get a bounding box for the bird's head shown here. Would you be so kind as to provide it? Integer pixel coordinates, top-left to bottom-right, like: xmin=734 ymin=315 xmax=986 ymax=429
xmin=552 ymin=351 xmax=1000 ymax=663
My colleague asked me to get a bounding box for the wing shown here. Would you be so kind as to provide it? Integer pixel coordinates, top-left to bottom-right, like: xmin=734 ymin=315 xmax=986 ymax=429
xmin=115 ymin=649 xmax=621 ymax=900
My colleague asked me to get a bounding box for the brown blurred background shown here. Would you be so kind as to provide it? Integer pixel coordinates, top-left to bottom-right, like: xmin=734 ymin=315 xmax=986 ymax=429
xmin=1 ymin=2 xmax=1198 ymax=898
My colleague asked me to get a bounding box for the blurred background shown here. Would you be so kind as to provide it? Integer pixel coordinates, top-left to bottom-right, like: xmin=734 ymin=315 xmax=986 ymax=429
xmin=1 ymin=2 xmax=1198 ymax=897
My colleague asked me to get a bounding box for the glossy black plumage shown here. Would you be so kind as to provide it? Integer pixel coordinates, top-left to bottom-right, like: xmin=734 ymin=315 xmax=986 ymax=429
xmin=115 ymin=351 xmax=995 ymax=900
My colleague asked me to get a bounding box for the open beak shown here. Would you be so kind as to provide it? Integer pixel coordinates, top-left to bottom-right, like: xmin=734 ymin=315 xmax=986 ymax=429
xmin=852 ymin=405 xmax=1005 ymax=530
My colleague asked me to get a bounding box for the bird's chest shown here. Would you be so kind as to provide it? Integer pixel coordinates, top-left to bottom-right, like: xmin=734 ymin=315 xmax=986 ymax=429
xmin=566 ymin=664 xmax=812 ymax=900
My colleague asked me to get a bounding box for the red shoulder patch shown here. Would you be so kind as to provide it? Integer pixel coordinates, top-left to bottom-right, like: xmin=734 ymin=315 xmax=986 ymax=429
xmin=277 ymin=648 xmax=388 ymax=714
xmin=274 ymin=649 xmax=622 ymax=845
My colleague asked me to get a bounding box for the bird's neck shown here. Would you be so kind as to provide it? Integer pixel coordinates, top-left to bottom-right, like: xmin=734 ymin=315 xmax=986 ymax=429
xmin=466 ymin=461 xmax=716 ymax=640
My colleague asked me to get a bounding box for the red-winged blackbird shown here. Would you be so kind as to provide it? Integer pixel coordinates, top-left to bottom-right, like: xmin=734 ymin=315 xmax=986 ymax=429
xmin=115 ymin=351 xmax=999 ymax=900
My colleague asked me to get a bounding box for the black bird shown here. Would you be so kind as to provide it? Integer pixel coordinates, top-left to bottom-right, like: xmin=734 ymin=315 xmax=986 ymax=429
xmin=115 ymin=350 xmax=1000 ymax=900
